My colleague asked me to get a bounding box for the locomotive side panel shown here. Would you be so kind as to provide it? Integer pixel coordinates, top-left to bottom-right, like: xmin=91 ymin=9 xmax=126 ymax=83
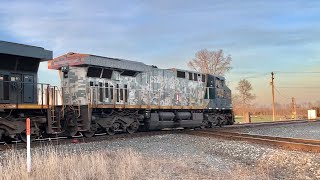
xmin=61 ymin=66 xmax=209 ymax=108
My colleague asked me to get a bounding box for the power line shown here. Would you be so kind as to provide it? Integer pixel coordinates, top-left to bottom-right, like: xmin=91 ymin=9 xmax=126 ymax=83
xmin=277 ymin=87 xmax=320 ymax=89
xmin=237 ymin=71 xmax=320 ymax=80
xmin=275 ymin=71 xmax=320 ymax=74
xmin=242 ymin=73 xmax=269 ymax=80
xmin=274 ymin=86 xmax=291 ymax=99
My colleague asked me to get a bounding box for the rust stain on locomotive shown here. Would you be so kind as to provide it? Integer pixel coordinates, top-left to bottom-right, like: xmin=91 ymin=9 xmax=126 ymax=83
xmin=48 ymin=52 xmax=88 ymax=69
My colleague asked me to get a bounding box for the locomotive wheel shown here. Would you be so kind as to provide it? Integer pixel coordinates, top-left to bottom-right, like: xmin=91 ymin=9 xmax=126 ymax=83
xmin=64 ymin=123 xmax=78 ymax=137
xmin=0 ymin=129 xmax=4 ymax=141
xmin=200 ymin=120 xmax=209 ymax=129
xmin=228 ymin=119 xmax=235 ymax=125
xmin=106 ymin=122 xmax=120 ymax=135
xmin=209 ymin=122 xmax=215 ymax=128
xmin=218 ymin=116 xmax=226 ymax=127
xmin=83 ymin=122 xmax=97 ymax=138
xmin=63 ymin=110 xmax=78 ymax=137
xmin=126 ymin=122 xmax=139 ymax=134
xmin=106 ymin=128 xmax=115 ymax=135
xmin=65 ymin=128 xmax=78 ymax=138
xmin=83 ymin=131 xmax=95 ymax=138
xmin=19 ymin=132 xmax=35 ymax=143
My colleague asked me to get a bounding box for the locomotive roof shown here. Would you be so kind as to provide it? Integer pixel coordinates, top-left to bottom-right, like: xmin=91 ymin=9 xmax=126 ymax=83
xmin=49 ymin=53 xmax=227 ymax=80
xmin=0 ymin=40 xmax=53 ymax=61
xmin=49 ymin=52 xmax=153 ymax=72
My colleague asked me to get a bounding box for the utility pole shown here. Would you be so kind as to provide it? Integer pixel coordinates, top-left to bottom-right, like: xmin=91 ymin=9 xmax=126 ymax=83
xmin=271 ymin=72 xmax=275 ymax=121
xmin=291 ymin=97 xmax=296 ymax=119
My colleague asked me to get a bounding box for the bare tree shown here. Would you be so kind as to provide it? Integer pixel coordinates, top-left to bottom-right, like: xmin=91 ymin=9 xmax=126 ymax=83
xmin=235 ymin=79 xmax=256 ymax=113
xmin=232 ymin=94 xmax=241 ymax=114
xmin=188 ymin=49 xmax=232 ymax=76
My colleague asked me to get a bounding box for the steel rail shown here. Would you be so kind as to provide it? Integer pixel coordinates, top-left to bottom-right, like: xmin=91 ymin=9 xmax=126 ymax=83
xmin=187 ymin=130 xmax=320 ymax=153
xmin=0 ymin=130 xmax=177 ymax=151
xmin=220 ymin=119 xmax=320 ymax=129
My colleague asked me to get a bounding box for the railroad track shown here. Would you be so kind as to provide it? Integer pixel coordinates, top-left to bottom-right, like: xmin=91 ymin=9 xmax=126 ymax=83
xmin=1 ymin=120 xmax=318 ymax=152
xmin=187 ymin=130 xmax=320 ymax=153
xmin=216 ymin=119 xmax=320 ymax=130
xmin=0 ymin=130 xmax=177 ymax=151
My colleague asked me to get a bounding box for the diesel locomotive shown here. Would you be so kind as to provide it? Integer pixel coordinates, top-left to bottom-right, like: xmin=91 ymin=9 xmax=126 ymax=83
xmin=0 ymin=41 xmax=233 ymax=142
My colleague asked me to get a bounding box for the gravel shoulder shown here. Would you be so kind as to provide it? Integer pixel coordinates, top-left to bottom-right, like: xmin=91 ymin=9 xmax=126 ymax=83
xmin=226 ymin=121 xmax=320 ymax=140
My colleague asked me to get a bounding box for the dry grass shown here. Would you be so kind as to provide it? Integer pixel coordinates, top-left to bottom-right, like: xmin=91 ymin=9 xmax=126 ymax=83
xmin=0 ymin=147 xmax=169 ymax=180
xmin=0 ymin=146 xmax=318 ymax=180
xmin=0 ymin=146 xmax=264 ymax=180
xmin=0 ymin=146 xmax=221 ymax=180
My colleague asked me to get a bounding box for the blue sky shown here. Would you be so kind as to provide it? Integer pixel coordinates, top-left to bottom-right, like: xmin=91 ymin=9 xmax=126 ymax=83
xmin=1 ymin=0 xmax=320 ymax=105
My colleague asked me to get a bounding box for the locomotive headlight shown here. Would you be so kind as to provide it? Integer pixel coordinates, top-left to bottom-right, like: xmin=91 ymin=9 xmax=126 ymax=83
xmin=61 ymin=65 xmax=69 ymax=73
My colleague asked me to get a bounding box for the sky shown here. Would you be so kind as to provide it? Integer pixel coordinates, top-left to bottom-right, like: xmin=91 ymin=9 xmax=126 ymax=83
xmin=1 ymin=0 xmax=320 ymax=105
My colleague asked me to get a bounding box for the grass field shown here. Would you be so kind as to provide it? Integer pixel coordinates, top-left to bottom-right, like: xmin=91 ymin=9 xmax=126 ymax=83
xmin=0 ymin=143 xmax=318 ymax=179
xmin=0 ymin=147 xmax=170 ymax=180
xmin=0 ymin=146 xmax=257 ymax=180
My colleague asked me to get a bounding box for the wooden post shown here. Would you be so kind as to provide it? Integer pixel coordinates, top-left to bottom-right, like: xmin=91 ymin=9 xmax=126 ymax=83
xmin=244 ymin=112 xmax=251 ymax=123
xmin=271 ymin=72 xmax=275 ymax=121
xmin=291 ymin=97 xmax=297 ymax=119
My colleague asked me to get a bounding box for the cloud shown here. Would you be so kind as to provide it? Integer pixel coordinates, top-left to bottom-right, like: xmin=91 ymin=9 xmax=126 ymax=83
xmin=0 ymin=0 xmax=143 ymax=84
xmin=1 ymin=0 xmax=320 ymax=103
xmin=0 ymin=0 xmax=141 ymax=56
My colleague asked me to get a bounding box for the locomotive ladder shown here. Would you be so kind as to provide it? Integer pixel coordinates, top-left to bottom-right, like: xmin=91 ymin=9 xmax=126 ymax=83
xmin=72 ymin=91 xmax=84 ymax=130
xmin=48 ymin=86 xmax=62 ymax=133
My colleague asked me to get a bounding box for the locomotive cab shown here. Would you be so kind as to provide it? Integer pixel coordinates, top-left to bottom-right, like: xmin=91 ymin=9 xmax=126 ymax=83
xmin=205 ymin=74 xmax=233 ymax=125
xmin=0 ymin=41 xmax=54 ymax=142
xmin=205 ymin=74 xmax=232 ymax=109
xmin=0 ymin=41 xmax=52 ymax=104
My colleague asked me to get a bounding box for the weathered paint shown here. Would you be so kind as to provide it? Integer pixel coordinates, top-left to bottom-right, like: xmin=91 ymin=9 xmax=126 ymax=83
xmin=52 ymin=53 xmax=232 ymax=110
xmin=62 ymin=67 xmax=207 ymax=107
xmin=48 ymin=53 xmax=88 ymax=69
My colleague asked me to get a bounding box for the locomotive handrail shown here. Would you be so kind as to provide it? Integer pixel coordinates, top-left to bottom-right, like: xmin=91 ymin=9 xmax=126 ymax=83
xmin=0 ymin=79 xmax=62 ymax=107
xmin=0 ymin=80 xmax=50 ymax=85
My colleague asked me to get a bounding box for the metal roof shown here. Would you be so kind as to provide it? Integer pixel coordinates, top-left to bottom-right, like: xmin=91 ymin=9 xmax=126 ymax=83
xmin=49 ymin=52 xmax=153 ymax=72
xmin=0 ymin=41 xmax=52 ymax=61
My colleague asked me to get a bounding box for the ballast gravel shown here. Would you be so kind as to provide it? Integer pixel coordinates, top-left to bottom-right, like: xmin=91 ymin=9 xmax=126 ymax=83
xmin=1 ymin=133 xmax=319 ymax=179
xmin=42 ymin=134 xmax=320 ymax=179
xmin=229 ymin=121 xmax=320 ymax=140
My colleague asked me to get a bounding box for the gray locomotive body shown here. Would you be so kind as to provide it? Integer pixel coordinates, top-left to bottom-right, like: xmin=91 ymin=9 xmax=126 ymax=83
xmin=49 ymin=53 xmax=233 ymax=136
